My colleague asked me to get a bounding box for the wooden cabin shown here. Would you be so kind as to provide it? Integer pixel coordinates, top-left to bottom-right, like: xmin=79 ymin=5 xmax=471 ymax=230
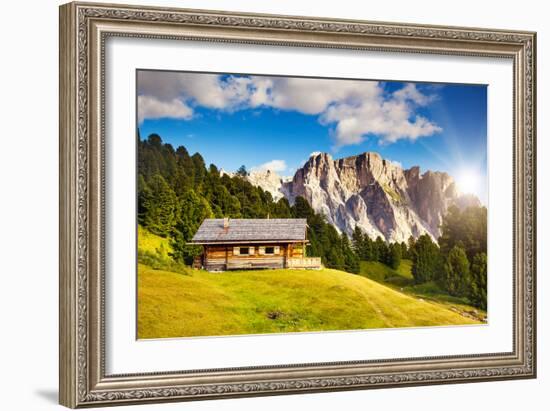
xmin=189 ymin=218 xmax=322 ymax=271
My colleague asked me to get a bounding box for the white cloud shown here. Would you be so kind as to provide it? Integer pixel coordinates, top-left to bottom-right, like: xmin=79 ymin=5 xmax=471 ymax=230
xmin=185 ymin=75 xmax=252 ymax=109
xmin=138 ymin=71 xmax=253 ymax=112
xmin=137 ymin=71 xmax=442 ymax=146
xmin=388 ymin=159 xmax=403 ymax=168
xmin=393 ymin=83 xmax=436 ymax=106
xmin=248 ymin=77 xmax=380 ymax=115
xmin=137 ymin=95 xmax=193 ymax=123
xmin=251 ymin=159 xmax=287 ymax=173
xmin=319 ymin=84 xmax=441 ymax=147
xmin=137 ymin=71 xmax=184 ymax=101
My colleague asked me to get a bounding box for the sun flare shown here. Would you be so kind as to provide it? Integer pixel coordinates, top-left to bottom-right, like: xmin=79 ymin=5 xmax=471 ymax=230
xmin=455 ymin=168 xmax=482 ymax=196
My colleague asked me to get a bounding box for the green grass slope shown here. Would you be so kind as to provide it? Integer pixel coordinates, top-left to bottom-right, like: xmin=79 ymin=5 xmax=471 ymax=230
xmin=137 ymin=225 xmax=191 ymax=274
xmin=360 ymin=259 xmax=486 ymax=322
xmin=359 ymin=260 xmax=412 ymax=285
xmin=138 ymin=263 xmax=482 ymax=339
xmin=137 ymin=225 xmax=172 ymax=257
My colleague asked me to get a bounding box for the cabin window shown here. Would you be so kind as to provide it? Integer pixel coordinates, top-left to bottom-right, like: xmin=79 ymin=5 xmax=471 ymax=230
xmin=265 ymin=246 xmax=275 ymax=255
xmin=234 ymin=247 xmax=254 ymax=256
xmin=237 ymin=247 xmax=255 ymax=255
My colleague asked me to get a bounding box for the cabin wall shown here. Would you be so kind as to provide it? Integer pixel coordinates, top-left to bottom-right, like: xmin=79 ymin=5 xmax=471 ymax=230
xmin=290 ymin=244 xmax=304 ymax=258
xmin=202 ymin=243 xmax=305 ymax=271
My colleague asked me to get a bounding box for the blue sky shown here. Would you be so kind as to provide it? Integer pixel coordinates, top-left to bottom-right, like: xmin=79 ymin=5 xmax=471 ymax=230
xmin=137 ymin=70 xmax=487 ymax=203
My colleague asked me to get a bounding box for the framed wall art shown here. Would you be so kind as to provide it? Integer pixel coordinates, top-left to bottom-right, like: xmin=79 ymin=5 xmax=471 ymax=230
xmin=59 ymin=1 xmax=537 ymax=408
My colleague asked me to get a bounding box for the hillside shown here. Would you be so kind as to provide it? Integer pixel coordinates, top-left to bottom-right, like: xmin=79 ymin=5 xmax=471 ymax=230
xmin=359 ymin=260 xmax=486 ymax=322
xmin=138 ymin=224 xmax=172 ymax=258
xmin=137 ymin=263 xmax=482 ymax=339
xmin=359 ymin=259 xmax=413 ymax=284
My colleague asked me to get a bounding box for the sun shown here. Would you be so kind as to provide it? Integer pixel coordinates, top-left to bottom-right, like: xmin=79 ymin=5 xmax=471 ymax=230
xmin=455 ymin=167 xmax=482 ymax=196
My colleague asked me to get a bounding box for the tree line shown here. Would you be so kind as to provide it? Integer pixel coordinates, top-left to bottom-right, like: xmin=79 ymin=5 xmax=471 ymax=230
xmin=350 ymin=206 xmax=487 ymax=309
xmin=138 ymin=133 xmax=486 ymax=309
xmin=352 ymin=228 xmax=406 ymax=270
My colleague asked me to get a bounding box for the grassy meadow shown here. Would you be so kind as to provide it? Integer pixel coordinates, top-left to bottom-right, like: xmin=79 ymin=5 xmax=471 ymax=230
xmin=137 ymin=226 xmax=484 ymax=339
xmin=359 ymin=260 xmax=486 ymax=322
xmin=138 ymin=224 xmax=172 ymax=258
xmin=138 ymin=264 xmax=483 ymax=339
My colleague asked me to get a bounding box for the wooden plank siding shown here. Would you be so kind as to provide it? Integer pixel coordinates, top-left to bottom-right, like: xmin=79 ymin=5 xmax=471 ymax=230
xmin=286 ymin=257 xmax=323 ymax=269
xmin=202 ymin=243 xmax=309 ymax=271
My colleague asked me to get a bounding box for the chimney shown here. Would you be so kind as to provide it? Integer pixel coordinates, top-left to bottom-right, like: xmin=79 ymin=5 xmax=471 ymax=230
xmin=223 ymin=217 xmax=229 ymax=229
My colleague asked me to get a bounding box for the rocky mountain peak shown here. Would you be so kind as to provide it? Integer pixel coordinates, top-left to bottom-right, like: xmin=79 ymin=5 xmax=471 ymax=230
xmin=242 ymin=151 xmax=481 ymax=242
xmin=246 ymin=169 xmax=287 ymax=201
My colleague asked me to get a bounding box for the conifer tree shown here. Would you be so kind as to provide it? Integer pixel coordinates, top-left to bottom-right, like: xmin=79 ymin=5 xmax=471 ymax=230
xmin=142 ymin=174 xmax=178 ymax=237
xmin=374 ymin=236 xmax=388 ymax=264
xmin=388 ymin=242 xmax=402 ymax=270
xmin=171 ymin=189 xmax=213 ymax=264
xmin=411 ymin=234 xmax=440 ymax=284
xmin=441 ymin=245 xmax=471 ymax=296
xmin=137 ymin=174 xmax=152 ymax=226
xmin=352 ymin=227 xmax=364 ymax=258
xmin=291 ymin=196 xmax=315 ymax=221
xmin=341 ymin=233 xmax=360 ymax=274
xmin=439 ymin=205 xmax=487 ymax=261
xmin=407 ymin=235 xmax=416 ymax=257
xmin=363 ymin=235 xmax=374 ymax=261
xmin=469 ymin=252 xmax=488 ymax=309
xmin=236 ymin=165 xmax=248 ymax=177
xmin=400 ymin=241 xmax=408 ymax=259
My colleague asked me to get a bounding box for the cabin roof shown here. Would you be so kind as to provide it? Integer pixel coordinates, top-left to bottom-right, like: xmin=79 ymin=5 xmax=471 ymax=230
xmin=190 ymin=218 xmax=308 ymax=244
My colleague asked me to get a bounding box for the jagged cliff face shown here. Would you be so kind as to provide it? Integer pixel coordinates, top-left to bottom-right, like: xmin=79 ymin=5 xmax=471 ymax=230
xmin=242 ymin=152 xmax=480 ymax=242
xmin=246 ymin=169 xmax=289 ymax=201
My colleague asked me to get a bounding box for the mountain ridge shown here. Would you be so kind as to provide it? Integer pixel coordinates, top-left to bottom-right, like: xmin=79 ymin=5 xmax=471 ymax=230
xmin=239 ymin=151 xmax=480 ymax=242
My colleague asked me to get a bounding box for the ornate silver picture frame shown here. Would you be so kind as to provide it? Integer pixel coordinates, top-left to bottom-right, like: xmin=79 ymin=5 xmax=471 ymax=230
xmin=59 ymin=1 xmax=536 ymax=408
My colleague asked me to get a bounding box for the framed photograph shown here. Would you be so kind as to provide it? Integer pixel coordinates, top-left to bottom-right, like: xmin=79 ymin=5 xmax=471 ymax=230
xmin=59 ymin=1 xmax=537 ymax=408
